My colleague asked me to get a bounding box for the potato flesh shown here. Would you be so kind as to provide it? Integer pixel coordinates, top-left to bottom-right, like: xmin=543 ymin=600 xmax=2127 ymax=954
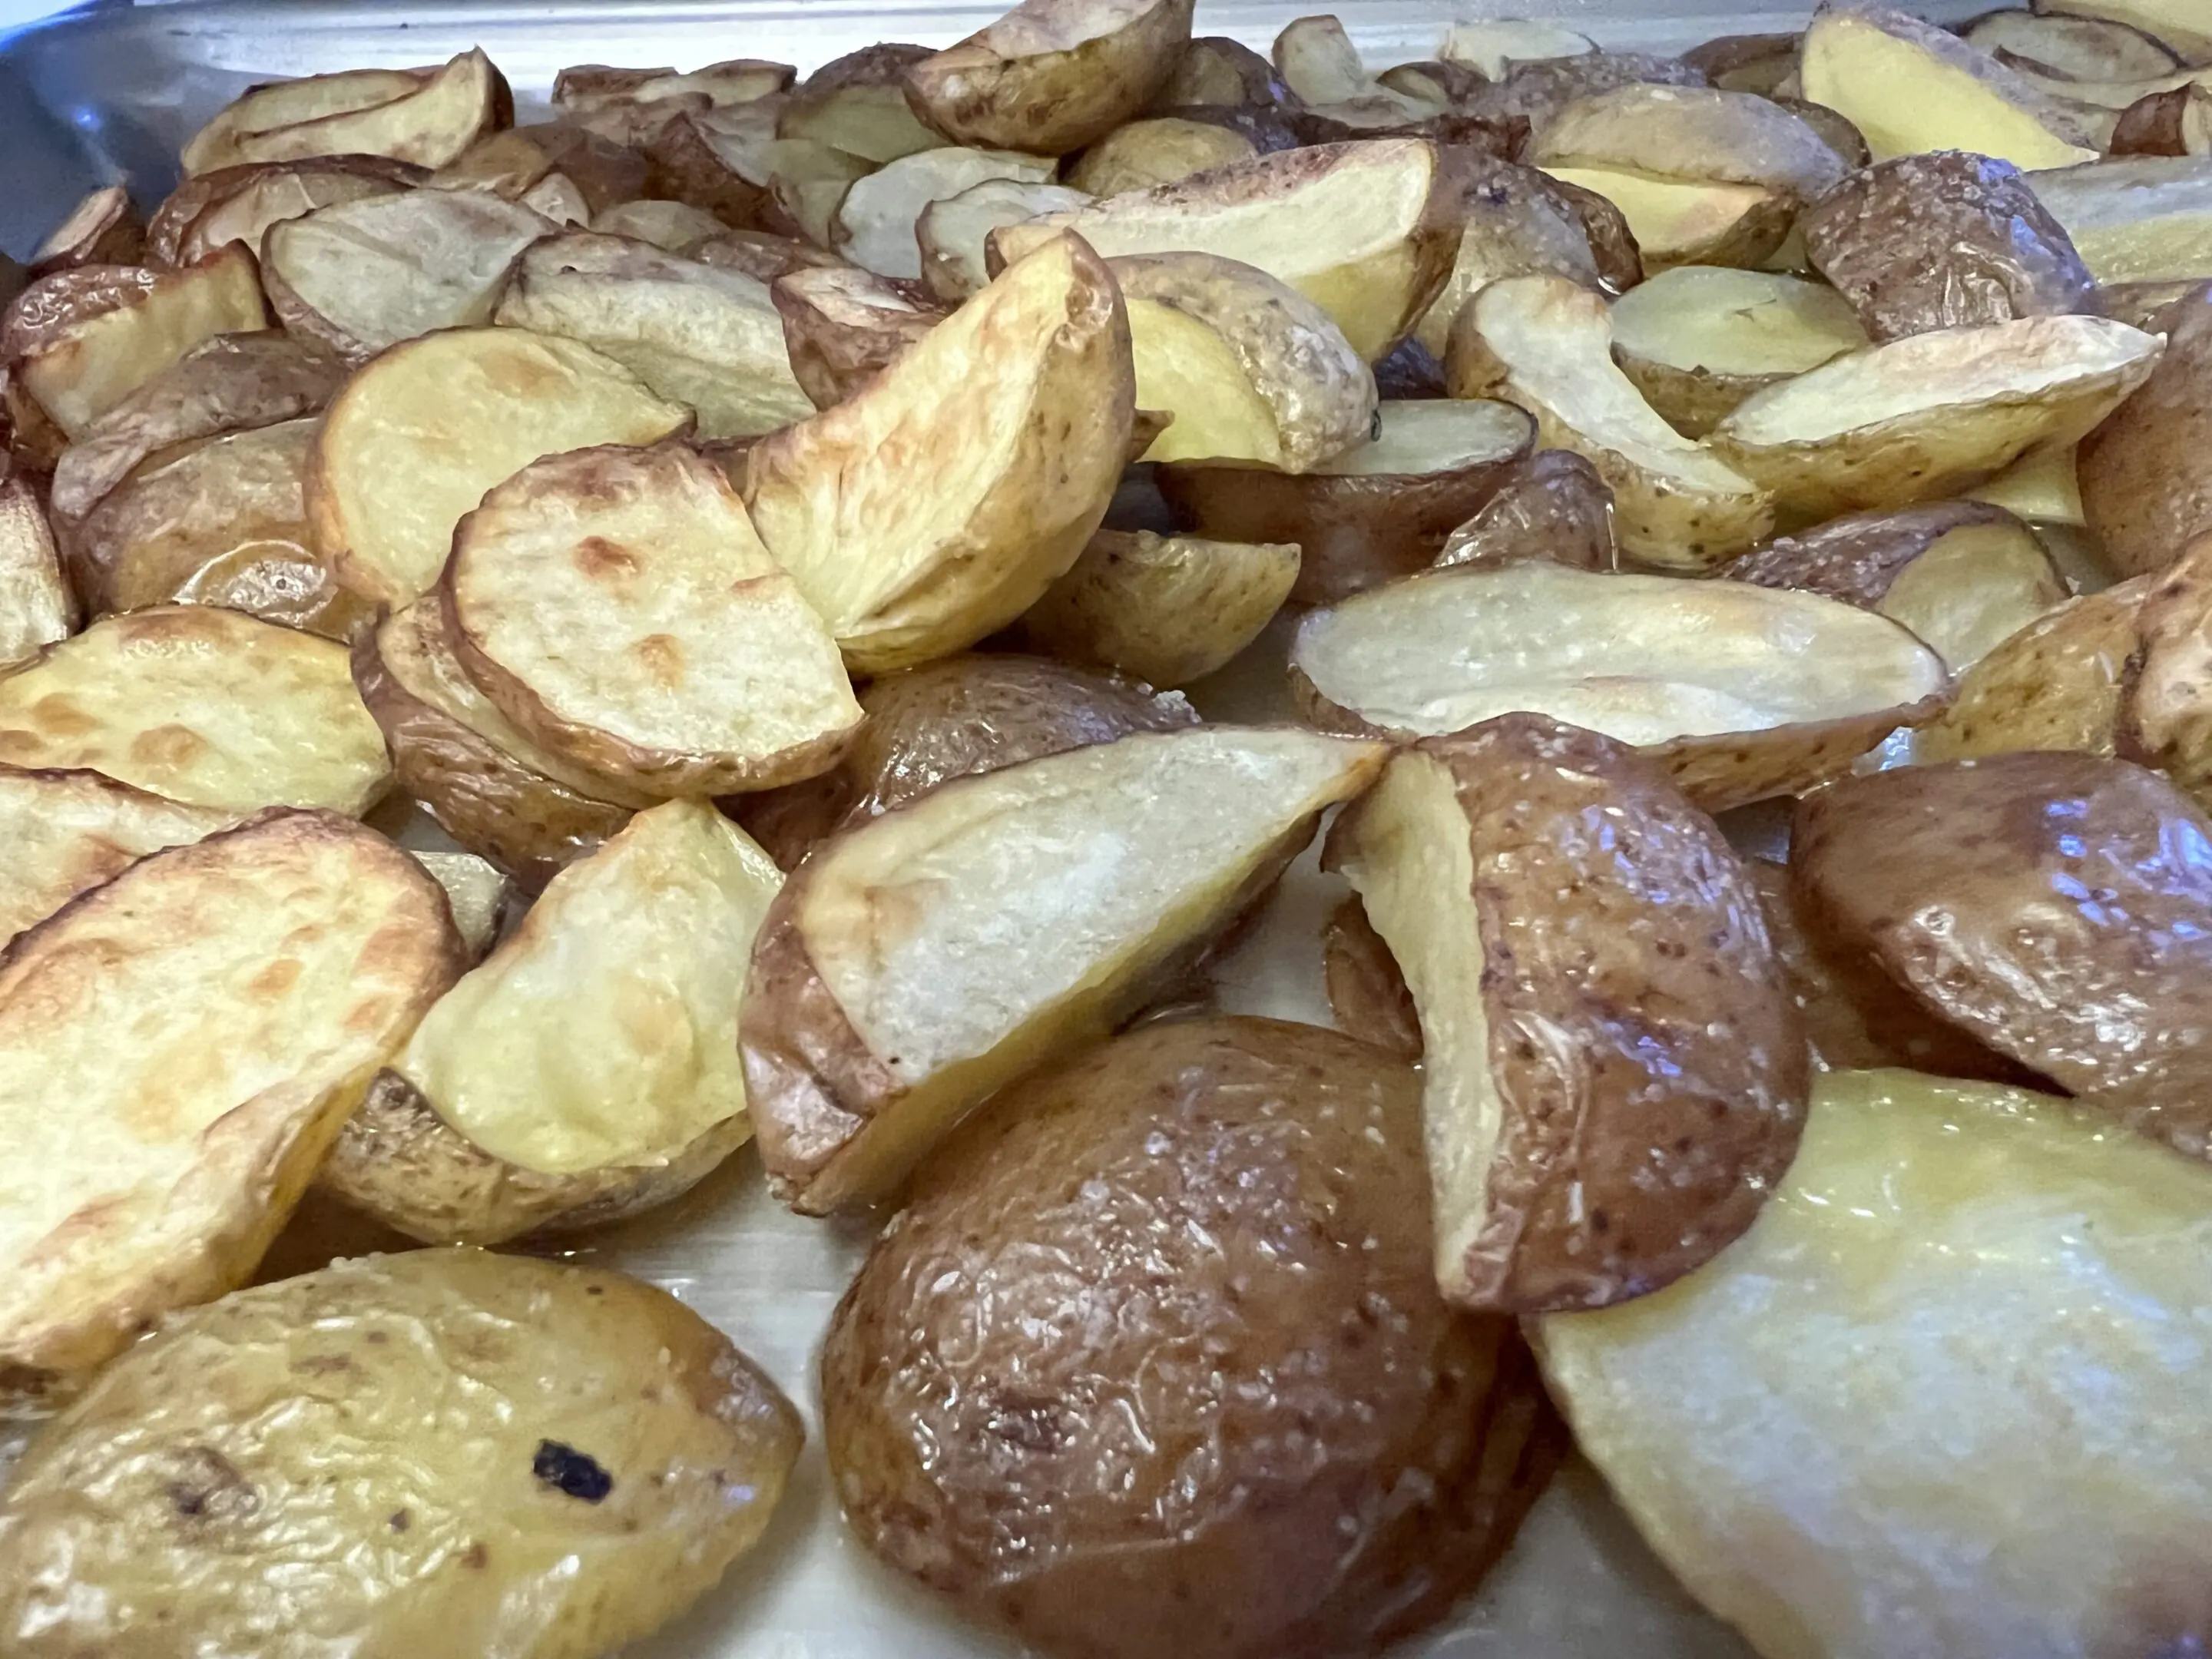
xmin=0 ymin=767 xmax=238 ymax=946
xmin=2031 ymin=155 xmax=2212 ymax=283
xmin=404 ymin=801 xmax=777 ymax=1174
xmin=835 ymin=148 xmax=1053 ymax=280
xmin=1128 ymin=296 xmax=1283 ymax=465
xmin=1306 ymin=397 xmax=1537 ymax=477
xmin=1538 ymin=167 xmax=1780 ymax=264
xmin=182 ymin=68 xmax=420 ymax=173
xmin=1876 ymin=522 xmax=2068 ymax=669
xmin=1609 ymin=266 xmax=1866 ymax=378
xmin=0 ymin=479 xmax=71 ymax=669
xmin=916 ymin=177 xmax=1091 ymax=300
xmin=1538 ymin=1068 xmax=2212 ymax=1659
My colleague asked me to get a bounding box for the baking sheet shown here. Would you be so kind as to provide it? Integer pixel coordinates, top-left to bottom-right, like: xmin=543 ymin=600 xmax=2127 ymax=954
xmin=0 ymin=3 xmax=1985 ymax=1654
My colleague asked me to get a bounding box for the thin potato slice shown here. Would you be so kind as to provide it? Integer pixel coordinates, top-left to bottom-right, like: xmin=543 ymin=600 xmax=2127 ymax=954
xmin=1292 ymin=560 xmax=1949 ymax=812
xmin=915 ymin=177 xmax=1090 ymax=301
xmin=445 ymin=444 xmax=857 ymax=796
xmin=1327 ymin=717 xmax=1806 ymax=1311
xmin=1017 ymin=528 xmax=1299 ymax=687
xmin=0 ymin=476 xmax=71 ymax=669
xmin=991 ymin=139 xmax=1456 ymax=360
xmin=0 ymin=1250 xmax=801 ymax=1658
xmin=1609 ymin=266 xmax=1866 ymax=438
xmin=492 ymin=233 xmax=813 ymax=440
xmin=742 ymin=724 xmax=1387 ymax=1212
xmin=186 ymin=49 xmax=506 ymax=174
xmin=1537 ymin=1067 xmax=2212 ymax=1659
xmin=0 ymin=606 xmax=390 ymax=815
xmin=0 ymin=765 xmax=238 ymax=948
xmin=308 ymin=326 xmax=690 ymax=606
xmin=833 ymin=147 xmax=1055 ymax=280
xmin=1917 ymin=578 xmax=2150 ymax=763
xmin=1710 ymin=315 xmax=2164 ymax=520
xmin=16 ymin=245 xmax=268 ymax=441
xmin=743 ymin=235 xmax=1133 ymax=674
xmin=1445 ymin=274 xmax=1772 ymax=567
xmin=0 ymin=813 xmax=460 ymax=1401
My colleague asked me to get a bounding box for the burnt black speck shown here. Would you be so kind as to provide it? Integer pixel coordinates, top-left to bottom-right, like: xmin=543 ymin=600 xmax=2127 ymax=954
xmin=533 ymin=1440 xmax=614 ymax=1502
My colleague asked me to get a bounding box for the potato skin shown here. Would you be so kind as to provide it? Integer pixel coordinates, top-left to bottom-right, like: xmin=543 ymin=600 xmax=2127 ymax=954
xmin=1718 ymin=498 xmax=2021 ymax=606
xmin=1322 ymin=896 xmax=1421 ymax=1061
xmin=0 ymin=1250 xmax=802 ymax=1659
xmin=1432 ymin=448 xmax=1616 ymax=571
xmin=821 ymin=1016 xmax=1563 ymax=1659
xmin=2080 ymin=282 xmax=2212 ymax=578
xmin=1916 ymin=578 xmax=2147 ymax=763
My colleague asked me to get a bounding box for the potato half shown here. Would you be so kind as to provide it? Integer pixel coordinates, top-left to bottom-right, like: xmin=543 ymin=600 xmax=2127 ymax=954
xmin=991 ymin=138 xmax=1456 ymax=360
xmin=0 ymin=813 xmax=461 ymax=1403
xmin=742 ymin=724 xmax=1386 ymax=1211
xmin=1017 ymin=528 xmax=1299 ymax=687
xmin=2078 ymin=281 xmax=2212 ymax=578
xmin=0 ymin=1250 xmax=801 ymax=1658
xmin=823 ymin=1015 xmax=1563 ymax=1659
xmin=309 ymin=326 xmax=690 ymax=607
xmin=1327 ymin=717 xmax=1806 ymax=1312
xmin=743 ymin=234 xmax=1133 ymax=674
xmin=0 ymin=476 xmax=71 ymax=669
xmin=1444 ymin=274 xmax=1773 ymax=567
xmin=444 ymin=443 xmax=857 ymax=797
xmin=1608 ymin=266 xmax=1866 ymax=438
xmin=1709 ymin=314 xmax=2164 ymax=520
xmin=1159 ymin=398 xmax=1536 ymax=603
xmin=1291 ymin=560 xmax=1949 ymax=813
xmin=0 ymin=606 xmax=390 ymax=815
xmin=0 ymin=764 xmax=238 ymax=947
xmin=1538 ymin=1067 xmax=2212 ymax=1659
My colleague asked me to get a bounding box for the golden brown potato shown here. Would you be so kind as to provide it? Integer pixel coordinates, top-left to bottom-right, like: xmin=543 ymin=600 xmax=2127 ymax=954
xmin=0 ymin=764 xmax=239 ymax=947
xmin=0 ymin=1250 xmax=801 ymax=1657
xmin=1793 ymin=752 xmax=2212 ymax=1159
xmin=822 ymin=1016 xmax=1564 ymax=1659
xmin=181 ymin=49 xmax=509 ymax=175
xmin=1327 ymin=717 xmax=1806 ymax=1311
xmin=1158 ymin=399 xmax=1535 ymax=603
xmin=2079 ymin=281 xmax=2212 ymax=578
xmin=742 ymin=725 xmax=1385 ymax=1211
xmin=770 ymin=264 xmax=945 ymax=408
xmin=1016 ymin=528 xmax=1298 ymax=687
xmin=1916 ymin=577 xmax=2148 ymax=763
xmin=0 ymin=475 xmax=71 ymax=669
xmin=0 ymin=813 xmax=461 ymax=1406
xmin=733 ymin=651 xmax=1196 ymax=868
xmin=1432 ymin=448 xmax=1618 ymax=571
xmin=1607 ymin=265 xmax=1867 ymax=438
xmin=1322 ymin=895 xmax=1421 ymax=1061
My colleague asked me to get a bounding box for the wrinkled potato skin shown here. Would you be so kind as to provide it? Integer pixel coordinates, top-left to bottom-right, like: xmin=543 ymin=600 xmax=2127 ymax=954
xmin=733 ymin=652 xmax=1196 ymax=868
xmin=1432 ymin=448 xmax=1617 ymax=571
xmin=2080 ymin=283 xmax=2212 ymax=578
xmin=822 ymin=1017 xmax=1564 ymax=1659
xmin=0 ymin=1250 xmax=802 ymax=1659
xmin=1017 ymin=528 xmax=1300 ymax=687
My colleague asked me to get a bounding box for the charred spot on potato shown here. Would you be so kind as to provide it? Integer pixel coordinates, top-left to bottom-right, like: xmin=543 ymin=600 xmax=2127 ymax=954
xmin=534 ymin=1439 xmax=615 ymax=1502
xmin=166 ymin=1446 xmax=257 ymax=1524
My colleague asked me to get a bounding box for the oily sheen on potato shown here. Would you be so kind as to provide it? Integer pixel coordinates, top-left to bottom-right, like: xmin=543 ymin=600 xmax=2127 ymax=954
xmin=1327 ymin=717 xmax=1808 ymax=1312
xmin=0 ymin=1250 xmax=802 ymax=1659
xmin=0 ymin=813 xmax=460 ymax=1403
xmin=742 ymin=724 xmax=1386 ymax=1212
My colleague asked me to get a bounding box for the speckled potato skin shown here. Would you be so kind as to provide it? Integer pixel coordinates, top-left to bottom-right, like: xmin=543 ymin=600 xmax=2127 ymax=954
xmin=0 ymin=1250 xmax=802 ymax=1659
xmin=1916 ymin=578 xmax=2147 ymax=763
xmin=821 ymin=1016 xmax=1564 ymax=1659
xmin=2080 ymin=283 xmax=2212 ymax=578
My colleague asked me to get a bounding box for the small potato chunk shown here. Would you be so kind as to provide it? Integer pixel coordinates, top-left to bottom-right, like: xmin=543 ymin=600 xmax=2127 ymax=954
xmin=1608 ymin=266 xmax=1867 ymax=438
xmin=905 ymin=0 xmax=1197 ymax=156
xmin=0 ymin=765 xmax=238 ymax=948
xmin=1328 ymin=717 xmax=1806 ymax=1311
xmin=0 ymin=476 xmax=72 ymax=668
xmin=2078 ymin=281 xmax=2212 ymax=577
xmin=1916 ymin=578 xmax=2149 ymax=762
xmin=914 ymin=177 xmax=1091 ymax=301
xmin=1537 ymin=1067 xmax=2212 ymax=1659
xmin=771 ymin=264 xmax=945 ymax=409
xmin=0 ymin=1250 xmax=801 ymax=1657
xmin=1159 ymin=397 xmax=1535 ymax=601
xmin=1445 ymin=274 xmax=1772 ymax=567
xmin=743 ymin=234 xmax=1133 ymax=674
xmin=182 ymin=49 xmax=506 ymax=174
xmin=742 ymin=724 xmax=1386 ymax=1211
xmin=1433 ymin=447 xmax=1618 ymax=571
xmin=1709 ymin=314 xmax=2163 ymax=521
xmin=1017 ymin=527 xmax=1299 ymax=686
xmin=445 ymin=443 xmax=859 ymax=797
xmin=1793 ymin=752 xmax=2212 ymax=1160
xmin=823 ymin=1016 xmax=1564 ymax=1659
xmin=0 ymin=606 xmax=390 ymax=816
xmin=1719 ymin=501 xmax=2068 ymax=671
xmin=308 ymin=326 xmax=690 ymax=606
xmin=0 ymin=813 xmax=460 ymax=1402
xmin=1291 ymin=559 xmax=1949 ymax=813
xmin=1114 ymin=250 xmax=1375 ymax=471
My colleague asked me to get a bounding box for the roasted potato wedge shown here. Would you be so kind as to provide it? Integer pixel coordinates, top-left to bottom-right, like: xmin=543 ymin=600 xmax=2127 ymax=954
xmin=1680 ymin=31 xmax=1801 ymax=96
xmin=1158 ymin=397 xmax=1535 ymax=602
xmin=181 ymin=48 xmax=508 ymax=175
xmin=1537 ymin=1066 xmax=2212 ymax=1659
xmin=743 ymin=234 xmax=1132 ymax=674
xmin=29 ymin=186 xmax=144 ymax=277
xmin=1328 ymin=717 xmax=1806 ymax=1311
xmin=0 ymin=1250 xmax=801 ymax=1657
xmin=1291 ymin=559 xmax=1948 ymax=812
xmin=776 ymin=44 xmax=941 ymax=164
xmin=904 ymin=0 xmax=1196 ymax=155
xmin=0 ymin=606 xmax=389 ymax=815
xmin=2111 ymin=80 xmax=2212 ymax=154
xmin=1916 ymin=576 xmax=2149 ymax=762
xmin=1962 ymin=435 xmax=2087 ymax=524
xmin=1438 ymin=18 xmax=1597 ymax=79
xmin=1432 ymin=446 xmax=1618 ymax=571
xmin=555 ymin=58 xmax=792 ymax=121
xmin=308 ymin=326 xmax=690 ymax=606
xmin=444 ymin=442 xmax=858 ymax=796
xmin=1709 ymin=314 xmax=2163 ymax=520
xmin=733 ymin=651 xmax=1195 ymax=868
xmin=0 ymin=476 xmax=71 ymax=669
xmin=1464 ymin=49 xmax=1707 ymax=133
xmin=1967 ymin=8 xmax=2182 ymax=81
xmin=2035 ymin=0 xmax=2212 ymax=62
xmin=1065 ymin=114 xmax=1255 ymax=195
xmin=180 ymin=65 xmax=433 ymax=173
xmin=1608 ymin=265 xmax=1866 ymax=437
xmin=0 ymin=764 xmax=238 ymax=948
xmin=1445 ymin=274 xmax=1772 ymax=567
xmin=742 ymin=724 xmax=1385 ymax=1211
xmin=914 ymin=177 xmax=1090 ymax=301
xmin=771 ymin=264 xmax=945 ymax=409
xmin=823 ymin=1015 xmax=1562 ymax=1659
xmin=1411 ymin=154 xmax=1614 ymax=360
xmin=693 ymin=225 xmax=847 ymax=283
xmin=0 ymin=812 xmax=459 ymax=1404
xmin=833 ymin=147 xmax=1055 ymax=280
xmin=2078 ymin=280 xmax=2212 ymax=576
xmin=353 ymin=599 xmax=648 ymax=887
xmin=1720 ymin=501 xmax=2068 ymax=670
xmin=146 ymin=155 xmax=421 ymax=269
xmin=589 ymin=197 xmax=728 ymax=250
xmin=1793 ymin=752 xmax=2212 ymax=1160
xmin=991 ymin=139 xmax=1457 ymax=361
xmin=1322 ymin=894 xmax=1422 ymax=1061
xmin=1017 ymin=527 xmax=1299 ymax=687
